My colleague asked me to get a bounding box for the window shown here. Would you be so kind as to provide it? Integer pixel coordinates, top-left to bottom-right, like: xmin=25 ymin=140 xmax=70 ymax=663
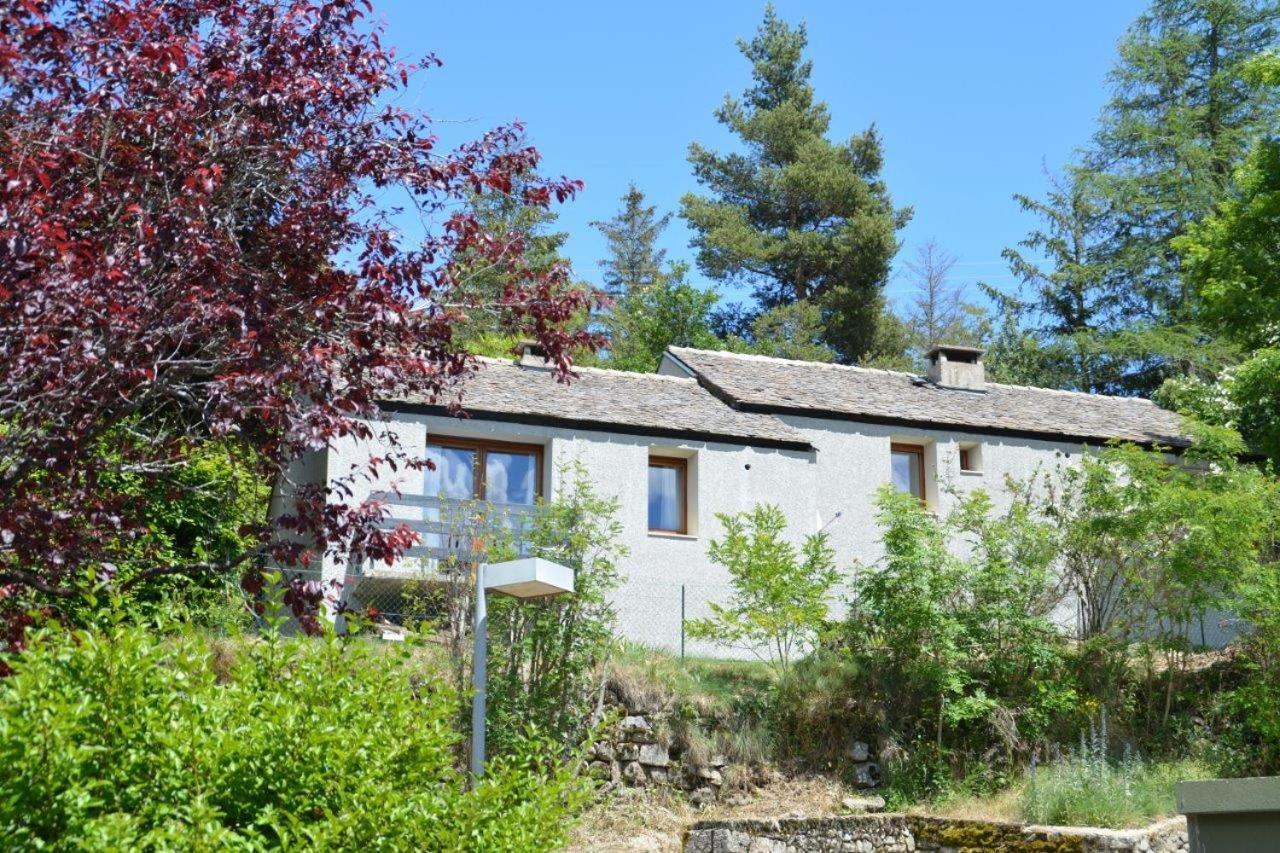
xmin=890 ymin=443 xmax=926 ymax=501
xmin=426 ymin=437 xmax=542 ymax=506
xmin=648 ymin=456 xmax=687 ymax=533
xmin=959 ymin=447 xmax=972 ymax=472
xmin=958 ymin=443 xmax=982 ymax=473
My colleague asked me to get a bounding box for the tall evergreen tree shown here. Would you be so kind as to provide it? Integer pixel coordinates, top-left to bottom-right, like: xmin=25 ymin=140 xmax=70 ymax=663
xmin=681 ymin=6 xmax=909 ymax=364
xmin=591 ymin=184 xmax=671 ymax=295
xmin=1001 ymin=170 xmax=1126 ymax=393
xmin=1087 ymin=0 xmax=1280 ymax=326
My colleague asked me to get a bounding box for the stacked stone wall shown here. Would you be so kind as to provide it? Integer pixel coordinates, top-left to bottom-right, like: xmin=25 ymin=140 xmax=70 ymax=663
xmin=683 ymin=814 xmax=1189 ymax=853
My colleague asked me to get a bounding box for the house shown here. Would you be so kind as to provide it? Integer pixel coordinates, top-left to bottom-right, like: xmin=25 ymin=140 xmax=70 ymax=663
xmin=290 ymin=344 xmax=1191 ymax=656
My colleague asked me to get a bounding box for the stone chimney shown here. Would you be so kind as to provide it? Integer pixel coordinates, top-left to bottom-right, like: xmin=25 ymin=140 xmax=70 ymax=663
xmin=926 ymin=344 xmax=986 ymax=391
xmin=517 ymin=340 xmax=549 ymax=368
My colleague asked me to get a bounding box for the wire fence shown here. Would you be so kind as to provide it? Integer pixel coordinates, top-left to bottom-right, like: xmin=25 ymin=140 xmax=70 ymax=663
xmin=610 ymin=578 xmax=745 ymax=661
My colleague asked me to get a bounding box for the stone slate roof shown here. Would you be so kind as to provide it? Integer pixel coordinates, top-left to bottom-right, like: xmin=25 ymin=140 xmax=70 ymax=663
xmin=665 ymin=347 xmax=1192 ymax=448
xmin=384 ymin=357 xmax=813 ymax=450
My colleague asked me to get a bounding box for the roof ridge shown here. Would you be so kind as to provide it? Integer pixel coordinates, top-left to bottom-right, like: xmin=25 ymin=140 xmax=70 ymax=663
xmin=984 ymin=380 xmax=1164 ymax=404
xmin=667 ymin=346 xmax=923 ymax=380
xmin=668 ymin=347 xmax=1171 ymax=407
xmin=476 ymin=355 xmax=696 ymax=384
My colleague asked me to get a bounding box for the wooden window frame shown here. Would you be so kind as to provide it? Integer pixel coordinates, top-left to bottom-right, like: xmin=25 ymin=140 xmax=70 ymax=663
xmin=648 ymin=455 xmax=689 ymax=534
xmin=426 ymin=436 xmax=544 ymax=504
xmin=890 ymin=442 xmax=927 ymax=503
xmin=959 ymin=447 xmax=973 ymax=472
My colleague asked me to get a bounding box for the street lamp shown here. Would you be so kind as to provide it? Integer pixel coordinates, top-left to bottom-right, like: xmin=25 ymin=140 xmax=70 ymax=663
xmin=471 ymin=556 xmax=575 ymax=780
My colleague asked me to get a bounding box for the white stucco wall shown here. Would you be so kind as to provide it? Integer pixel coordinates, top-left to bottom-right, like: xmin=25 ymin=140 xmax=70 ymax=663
xmin=282 ymin=405 xmax=1097 ymax=658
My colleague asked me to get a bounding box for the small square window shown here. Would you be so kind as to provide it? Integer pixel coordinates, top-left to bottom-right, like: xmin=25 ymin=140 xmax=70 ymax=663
xmin=958 ymin=443 xmax=982 ymax=473
xmin=648 ymin=456 xmax=687 ymax=533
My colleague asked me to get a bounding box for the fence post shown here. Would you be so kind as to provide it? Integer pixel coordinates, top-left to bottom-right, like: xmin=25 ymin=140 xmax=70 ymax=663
xmin=680 ymin=584 xmax=686 ymax=663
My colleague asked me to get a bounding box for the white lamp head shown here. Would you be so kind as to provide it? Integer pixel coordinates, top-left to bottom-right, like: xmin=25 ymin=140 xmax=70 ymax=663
xmin=482 ymin=557 xmax=575 ymax=599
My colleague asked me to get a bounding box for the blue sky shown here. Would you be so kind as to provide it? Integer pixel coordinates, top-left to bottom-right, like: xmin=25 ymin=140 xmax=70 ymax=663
xmin=375 ymin=1 xmax=1146 ymax=311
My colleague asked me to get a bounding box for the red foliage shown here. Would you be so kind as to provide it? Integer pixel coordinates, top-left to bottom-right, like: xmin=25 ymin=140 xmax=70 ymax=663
xmin=0 ymin=0 xmax=600 ymax=629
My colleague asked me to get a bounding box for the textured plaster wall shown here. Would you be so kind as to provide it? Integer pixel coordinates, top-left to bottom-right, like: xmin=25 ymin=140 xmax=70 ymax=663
xmin=281 ymin=406 xmax=1093 ymax=656
xmin=784 ymin=415 xmax=1085 ymax=625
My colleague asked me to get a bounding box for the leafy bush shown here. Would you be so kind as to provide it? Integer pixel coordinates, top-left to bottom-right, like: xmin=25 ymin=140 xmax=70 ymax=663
xmin=485 ymin=462 xmax=627 ymax=755
xmin=0 ymin=623 xmax=589 ymax=850
xmin=686 ymin=503 xmax=839 ymax=673
xmin=845 ymin=487 xmax=1075 ymax=769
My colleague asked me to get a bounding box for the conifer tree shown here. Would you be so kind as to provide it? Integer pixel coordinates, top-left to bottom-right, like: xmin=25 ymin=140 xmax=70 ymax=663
xmin=1004 ymin=0 xmax=1279 ymax=393
xmin=681 ymin=6 xmax=909 ymax=363
xmin=591 ymin=184 xmax=671 ymax=295
xmin=1086 ymin=0 xmax=1279 ymax=346
xmin=1001 ymin=170 xmax=1126 ymax=393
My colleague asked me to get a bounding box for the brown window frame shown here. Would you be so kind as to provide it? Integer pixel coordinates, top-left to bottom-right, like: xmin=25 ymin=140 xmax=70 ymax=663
xmin=426 ymin=436 xmax=544 ymax=504
xmin=890 ymin=442 xmax=927 ymax=503
xmin=648 ymin=455 xmax=689 ymax=534
xmin=959 ymin=447 xmax=973 ymax=472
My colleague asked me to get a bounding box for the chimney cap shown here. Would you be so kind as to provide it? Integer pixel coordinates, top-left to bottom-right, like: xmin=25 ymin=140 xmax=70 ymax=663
xmin=516 ymin=340 xmax=550 ymax=368
xmin=926 ymin=344 xmax=984 ymax=364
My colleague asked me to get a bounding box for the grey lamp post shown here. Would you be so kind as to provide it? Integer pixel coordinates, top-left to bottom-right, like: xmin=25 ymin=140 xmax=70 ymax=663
xmin=470 ymin=556 xmax=575 ymax=781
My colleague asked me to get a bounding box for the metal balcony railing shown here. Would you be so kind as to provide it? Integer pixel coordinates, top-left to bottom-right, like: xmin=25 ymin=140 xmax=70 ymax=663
xmin=362 ymin=492 xmax=540 ymax=576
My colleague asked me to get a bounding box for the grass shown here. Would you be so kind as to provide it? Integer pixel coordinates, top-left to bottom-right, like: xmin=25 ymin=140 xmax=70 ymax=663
xmin=608 ymin=643 xmax=776 ymax=716
xmin=1018 ymin=756 xmax=1208 ymax=828
xmin=606 ymin=644 xmax=778 ymax=767
xmin=915 ymin=757 xmax=1209 ymax=829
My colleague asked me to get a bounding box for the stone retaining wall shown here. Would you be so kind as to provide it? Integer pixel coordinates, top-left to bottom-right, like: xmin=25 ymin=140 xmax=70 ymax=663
xmin=683 ymin=814 xmax=1188 ymax=853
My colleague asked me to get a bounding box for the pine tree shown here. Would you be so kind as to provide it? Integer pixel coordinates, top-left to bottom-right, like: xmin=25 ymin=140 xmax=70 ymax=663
xmin=591 ymin=184 xmax=671 ymax=295
xmin=681 ymin=6 xmax=909 ymax=363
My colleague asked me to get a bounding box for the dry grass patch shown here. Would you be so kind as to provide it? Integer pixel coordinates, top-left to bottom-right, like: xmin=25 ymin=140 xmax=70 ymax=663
xmin=565 ymin=774 xmax=857 ymax=853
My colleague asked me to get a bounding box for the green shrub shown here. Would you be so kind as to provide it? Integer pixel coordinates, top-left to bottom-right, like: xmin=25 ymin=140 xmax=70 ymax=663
xmin=841 ymin=487 xmax=1075 ymax=776
xmin=0 ymin=624 xmax=589 ymax=850
xmin=686 ymin=503 xmax=839 ymax=673
xmin=485 ymin=462 xmax=626 ymax=756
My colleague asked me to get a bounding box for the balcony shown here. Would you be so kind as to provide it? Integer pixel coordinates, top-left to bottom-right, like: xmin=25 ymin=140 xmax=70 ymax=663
xmin=359 ymin=491 xmax=539 ymax=576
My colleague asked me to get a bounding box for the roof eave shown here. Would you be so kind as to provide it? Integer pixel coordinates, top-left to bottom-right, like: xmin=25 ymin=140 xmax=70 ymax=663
xmin=376 ymin=400 xmax=816 ymax=453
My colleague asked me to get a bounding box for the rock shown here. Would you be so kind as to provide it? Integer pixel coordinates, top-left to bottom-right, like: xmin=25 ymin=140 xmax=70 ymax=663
xmin=851 ymin=761 xmax=882 ymax=789
xmin=848 ymin=740 xmax=871 ymax=762
xmin=617 ymin=742 xmax=640 ymax=761
xmin=695 ymin=765 xmax=723 ymax=785
xmin=592 ymin=741 xmax=615 ymax=762
xmin=689 ymin=787 xmax=717 ymax=808
xmin=620 ymin=715 xmax=655 ymax=743
xmin=841 ymin=794 xmax=886 ymax=813
xmin=723 ymin=790 xmax=753 ymax=807
xmin=646 ymin=766 xmax=669 ymax=784
xmin=622 ymin=760 xmax=646 ymax=787
xmin=637 ymin=742 xmax=669 ymax=767
xmin=710 ymin=753 xmax=729 ymax=767
xmin=587 ymin=760 xmax=620 ymax=785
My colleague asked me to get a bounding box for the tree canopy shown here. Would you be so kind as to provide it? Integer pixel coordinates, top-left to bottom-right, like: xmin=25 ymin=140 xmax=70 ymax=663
xmin=0 ymin=0 xmax=600 ymax=627
xmin=681 ymin=5 xmax=909 ymax=364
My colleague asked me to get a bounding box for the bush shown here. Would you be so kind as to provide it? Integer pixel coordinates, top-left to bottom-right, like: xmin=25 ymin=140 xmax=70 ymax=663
xmin=842 ymin=487 xmax=1075 ymax=772
xmin=0 ymin=623 xmax=589 ymax=850
xmin=485 ymin=462 xmax=626 ymax=756
xmin=686 ymin=503 xmax=839 ymax=673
